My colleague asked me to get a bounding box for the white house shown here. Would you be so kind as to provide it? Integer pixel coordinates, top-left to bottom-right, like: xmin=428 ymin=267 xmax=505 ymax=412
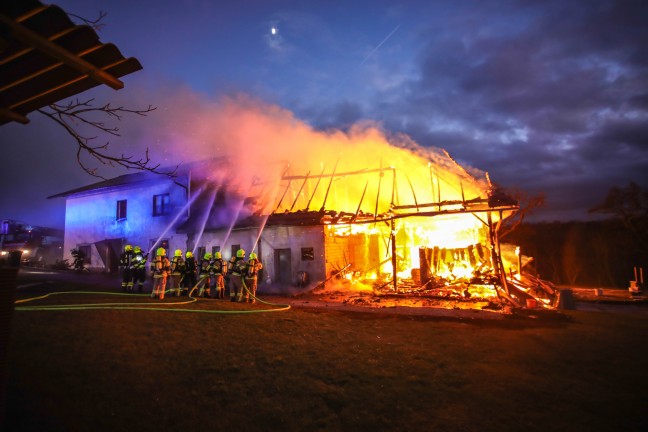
xmin=49 ymin=170 xmax=190 ymax=274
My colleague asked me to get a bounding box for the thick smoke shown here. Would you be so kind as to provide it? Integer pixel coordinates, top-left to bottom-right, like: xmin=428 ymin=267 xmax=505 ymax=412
xmin=132 ymin=92 xmax=490 ymax=219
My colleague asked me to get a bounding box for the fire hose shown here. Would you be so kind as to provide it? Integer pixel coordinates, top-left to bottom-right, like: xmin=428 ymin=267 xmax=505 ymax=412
xmin=14 ymin=278 xmax=291 ymax=314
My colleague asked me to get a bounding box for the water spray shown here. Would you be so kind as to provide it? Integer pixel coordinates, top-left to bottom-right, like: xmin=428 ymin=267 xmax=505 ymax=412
xmin=191 ymin=187 xmax=218 ymax=255
xmin=150 ymin=185 xmax=205 ymax=253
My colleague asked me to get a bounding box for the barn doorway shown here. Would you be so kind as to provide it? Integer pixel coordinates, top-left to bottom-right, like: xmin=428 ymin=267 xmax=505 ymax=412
xmin=274 ymin=248 xmax=292 ymax=285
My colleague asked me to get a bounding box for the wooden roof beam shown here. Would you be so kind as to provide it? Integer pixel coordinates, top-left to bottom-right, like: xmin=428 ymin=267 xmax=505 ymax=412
xmin=0 ymin=26 xmax=80 ymax=67
xmin=9 ymin=57 xmax=131 ymax=110
xmin=0 ymin=43 xmax=104 ymax=92
xmin=0 ymin=106 xmax=29 ymax=124
xmin=0 ymin=12 xmax=124 ymax=90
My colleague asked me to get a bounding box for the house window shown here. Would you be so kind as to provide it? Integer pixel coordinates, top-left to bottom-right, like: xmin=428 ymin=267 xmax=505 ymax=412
xmin=153 ymin=193 xmax=170 ymax=216
xmin=212 ymin=246 xmax=220 ymax=256
xmin=116 ymin=200 xmax=127 ymax=221
xmin=197 ymin=246 xmax=206 ymax=260
xmin=301 ymin=247 xmax=314 ymax=261
xmin=231 ymin=244 xmax=241 ymax=260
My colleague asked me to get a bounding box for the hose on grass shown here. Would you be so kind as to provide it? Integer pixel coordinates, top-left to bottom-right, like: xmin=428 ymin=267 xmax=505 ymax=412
xmin=14 ymin=278 xmax=291 ymax=314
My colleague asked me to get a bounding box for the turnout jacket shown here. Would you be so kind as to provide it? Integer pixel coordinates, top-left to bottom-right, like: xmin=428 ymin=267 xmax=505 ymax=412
xmin=212 ymin=258 xmax=226 ymax=275
xmin=151 ymin=256 xmax=171 ymax=277
xmin=170 ymin=256 xmax=185 ymax=275
xmin=119 ymin=251 xmax=133 ymax=269
xmin=245 ymin=259 xmax=263 ymax=279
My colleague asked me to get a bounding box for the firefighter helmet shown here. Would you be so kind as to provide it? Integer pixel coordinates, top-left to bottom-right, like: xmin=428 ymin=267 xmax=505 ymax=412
xmin=204 ymin=252 xmax=212 ymax=260
xmin=186 ymin=251 xmax=193 ymax=258
xmin=236 ymin=249 xmax=245 ymax=258
xmin=174 ymin=249 xmax=182 ymax=257
xmin=134 ymin=246 xmax=142 ymax=253
xmin=249 ymin=252 xmax=257 ymax=260
xmin=156 ymin=247 xmax=166 ymax=256
xmin=125 ymin=244 xmax=133 ymax=252
xmin=214 ymin=251 xmax=222 ymax=259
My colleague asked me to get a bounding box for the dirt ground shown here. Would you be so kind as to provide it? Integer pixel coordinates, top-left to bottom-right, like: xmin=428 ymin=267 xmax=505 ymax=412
xmin=3 ymin=269 xmax=648 ymax=431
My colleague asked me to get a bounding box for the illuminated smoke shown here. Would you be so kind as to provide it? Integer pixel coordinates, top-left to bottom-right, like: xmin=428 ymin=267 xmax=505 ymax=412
xmin=132 ymin=92 xmax=490 ymax=220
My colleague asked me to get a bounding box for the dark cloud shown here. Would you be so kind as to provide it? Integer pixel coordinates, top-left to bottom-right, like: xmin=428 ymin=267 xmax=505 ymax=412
xmin=301 ymin=100 xmax=365 ymax=131
xmin=357 ymin=0 xmax=648 ymax=221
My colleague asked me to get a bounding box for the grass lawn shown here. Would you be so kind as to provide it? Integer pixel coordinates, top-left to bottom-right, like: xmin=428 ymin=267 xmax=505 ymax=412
xmin=4 ymin=281 xmax=648 ymax=431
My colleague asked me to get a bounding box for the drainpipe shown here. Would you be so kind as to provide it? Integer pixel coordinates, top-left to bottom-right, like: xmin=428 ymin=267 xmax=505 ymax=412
xmin=174 ymin=170 xmax=191 ymax=218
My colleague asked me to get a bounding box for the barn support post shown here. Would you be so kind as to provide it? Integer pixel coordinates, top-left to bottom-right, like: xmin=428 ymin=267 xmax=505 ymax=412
xmin=391 ymin=218 xmax=397 ymax=292
xmin=487 ymin=211 xmax=519 ymax=306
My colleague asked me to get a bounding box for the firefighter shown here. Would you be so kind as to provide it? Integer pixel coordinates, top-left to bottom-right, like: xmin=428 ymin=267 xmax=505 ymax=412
xmin=119 ymin=244 xmax=134 ymax=292
xmin=229 ymin=248 xmax=247 ymax=302
xmin=131 ymin=246 xmax=147 ymax=293
xmin=151 ymin=247 xmax=171 ymax=299
xmin=243 ymin=252 xmax=263 ymax=303
xmin=211 ymin=251 xmax=227 ymax=299
xmin=169 ymin=249 xmax=185 ymax=297
xmin=184 ymin=251 xmax=198 ymax=295
xmin=198 ymin=252 xmax=213 ymax=298
xmin=225 ymin=255 xmax=236 ymax=298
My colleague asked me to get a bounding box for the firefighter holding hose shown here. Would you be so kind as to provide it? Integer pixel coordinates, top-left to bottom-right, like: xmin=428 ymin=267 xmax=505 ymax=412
xmin=198 ymin=252 xmax=213 ymax=298
xmin=243 ymin=252 xmax=263 ymax=303
xmin=229 ymin=248 xmax=247 ymax=302
xmin=225 ymin=255 xmax=236 ymax=297
xmin=169 ymin=249 xmax=185 ymax=297
xmin=184 ymin=251 xmax=197 ymax=295
xmin=131 ymin=246 xmax=147 ymax=293
xmin=119 ymin=244 xmax=133 ymax=292
xmin=151 ymin=247 xmax=171 ymax=299
xmin=210 ymin=251 xmax=227 ymax=299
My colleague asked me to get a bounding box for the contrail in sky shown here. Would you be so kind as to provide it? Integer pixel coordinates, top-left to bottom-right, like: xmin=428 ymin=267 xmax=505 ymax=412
xmin=361 ymin=24 xmax=401 ymax=65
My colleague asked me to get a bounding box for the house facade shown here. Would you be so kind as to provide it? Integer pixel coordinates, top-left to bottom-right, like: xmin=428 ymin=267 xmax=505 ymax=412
xmin=50 ymin=171 xmax=190 ymax=274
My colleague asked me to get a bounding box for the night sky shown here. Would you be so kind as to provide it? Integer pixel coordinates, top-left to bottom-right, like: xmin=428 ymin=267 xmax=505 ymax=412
xmin=2 ymin=0 xmax=647 ymax=229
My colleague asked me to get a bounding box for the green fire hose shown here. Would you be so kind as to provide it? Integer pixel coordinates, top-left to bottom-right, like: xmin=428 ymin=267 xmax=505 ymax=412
xmin=15 ymin=278 xmax=291 ymax=314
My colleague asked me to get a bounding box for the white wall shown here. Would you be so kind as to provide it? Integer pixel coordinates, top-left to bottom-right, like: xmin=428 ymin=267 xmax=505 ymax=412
xmin=260 ymin=225 xmax=326 ymax=286
xmin=192 ymin=224 xmax=325 ymax=291
xmin=63 ymin=179 xmax=188 ymax=270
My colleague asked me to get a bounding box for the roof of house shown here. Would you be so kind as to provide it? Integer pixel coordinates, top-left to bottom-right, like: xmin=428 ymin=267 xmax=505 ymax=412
xmin=47 ymin=158 xmax=216 ymax=199
xmin=0 ymin=0 xmax=142 ymax=125
xmin=47 ymin=170 xmax=179 ymax=199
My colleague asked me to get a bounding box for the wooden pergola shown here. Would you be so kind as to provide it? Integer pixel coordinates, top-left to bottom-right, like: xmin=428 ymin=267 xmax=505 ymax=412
xmin=0 ymin=0 xmax=142 ymax=125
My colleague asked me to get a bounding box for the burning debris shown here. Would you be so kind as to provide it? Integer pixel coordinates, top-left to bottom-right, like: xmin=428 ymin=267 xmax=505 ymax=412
xmin=257 ymin=148 xmax=557 ymax=310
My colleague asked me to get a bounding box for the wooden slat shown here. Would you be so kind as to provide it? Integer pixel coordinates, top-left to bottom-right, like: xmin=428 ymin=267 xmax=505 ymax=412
xmin=0 ymin=12 xmax=124 ymax=89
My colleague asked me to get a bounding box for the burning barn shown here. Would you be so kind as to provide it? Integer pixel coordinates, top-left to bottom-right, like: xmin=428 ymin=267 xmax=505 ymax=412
xmin=51 ymin=99 xmax=556 ymax=309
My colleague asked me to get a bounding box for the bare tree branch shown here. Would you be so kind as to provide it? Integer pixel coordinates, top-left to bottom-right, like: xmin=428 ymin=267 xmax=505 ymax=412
xmin=37 ymin=98 xmax=178 ymax=179
xmin=67 ymin=11 xmax=108 ymax=32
